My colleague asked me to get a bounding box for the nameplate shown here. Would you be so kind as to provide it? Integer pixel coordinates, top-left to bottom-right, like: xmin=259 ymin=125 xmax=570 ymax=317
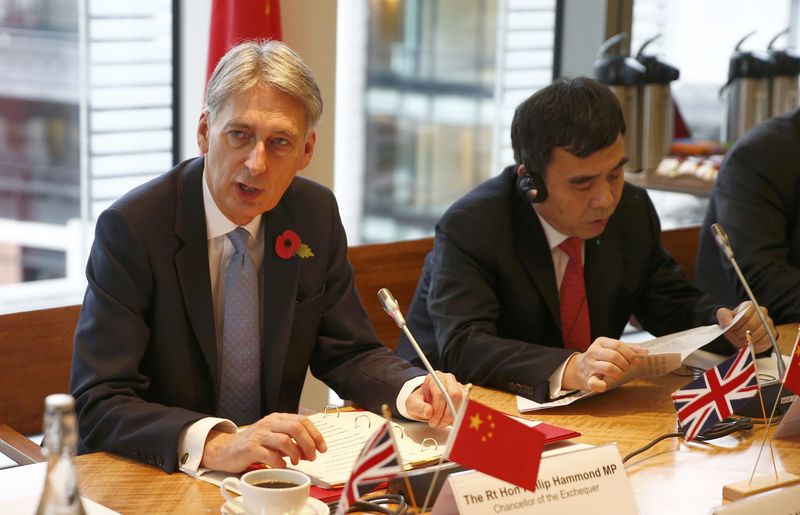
xmin=710 ymin=483 xmax=800 ymax=514
xmin=773 ymin=394 xmax=800 ymax=439
xmin=430 ymin=444 xmax=637 ymax=515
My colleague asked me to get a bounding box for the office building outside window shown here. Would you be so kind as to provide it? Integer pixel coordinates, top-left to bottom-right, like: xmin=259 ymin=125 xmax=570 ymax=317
xmin=0 ymin=0 xmax=175 ymax=314
xmin=336 ymin=0 xmax=557 ymax=243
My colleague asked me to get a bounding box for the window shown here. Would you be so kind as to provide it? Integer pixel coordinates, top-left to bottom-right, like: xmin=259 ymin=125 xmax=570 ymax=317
xmin=632 ymin=0 xmax=794 ymax=140
xmin=630 ymin=0 xmax=795 ymax=228
xmin=0 ymin=0 xmax=175 ymax=314
xmin=336 ymin=0 xmax=558 ymax=243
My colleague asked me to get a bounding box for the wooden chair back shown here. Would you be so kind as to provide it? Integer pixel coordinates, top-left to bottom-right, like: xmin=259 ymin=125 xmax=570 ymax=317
xmin=348 ymin=237 xmax=434 ymax=351
xmin=0 ymin=226 xmax=697 ymax=439
xmin=0 ymin=305 xmax=81 ymax=436
xmin=660 ymin=225 xmax=701 ymax=282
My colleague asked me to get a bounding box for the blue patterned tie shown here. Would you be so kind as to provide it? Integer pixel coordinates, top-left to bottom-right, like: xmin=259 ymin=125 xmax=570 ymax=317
xmin=218 ymin=227 xmax=261 ymax=425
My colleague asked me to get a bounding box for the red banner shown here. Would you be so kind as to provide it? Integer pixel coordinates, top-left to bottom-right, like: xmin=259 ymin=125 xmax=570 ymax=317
xmin=785 ymin=344 xmax=800 ymax=395
xmin=206 ymin=0 xmax=282 ymax=82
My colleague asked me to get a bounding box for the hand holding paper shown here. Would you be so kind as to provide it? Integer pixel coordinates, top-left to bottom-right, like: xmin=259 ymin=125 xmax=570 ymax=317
xmin=563 ymin=337 xmax=649 ymax=393
xmin=717 ymin=300 xmax=775 ymax=353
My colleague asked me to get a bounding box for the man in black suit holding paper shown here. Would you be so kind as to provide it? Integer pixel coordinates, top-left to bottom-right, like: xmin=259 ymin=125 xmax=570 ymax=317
xmin=397 ymin=77 xmax=773 ymax=403
xmin=70 ymin=40 xmax=462 ymax=475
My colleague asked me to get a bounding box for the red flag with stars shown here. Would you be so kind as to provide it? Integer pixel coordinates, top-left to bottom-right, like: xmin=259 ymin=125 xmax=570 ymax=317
xmin=784 ymin=337 xmax=800 ymax=395
xmin=445 ymin=399 xmax=544 ymax=491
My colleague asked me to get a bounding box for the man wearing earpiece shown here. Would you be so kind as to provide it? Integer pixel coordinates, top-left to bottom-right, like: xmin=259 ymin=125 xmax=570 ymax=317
xmin=396 ymin=77 xmax=773 ymax=402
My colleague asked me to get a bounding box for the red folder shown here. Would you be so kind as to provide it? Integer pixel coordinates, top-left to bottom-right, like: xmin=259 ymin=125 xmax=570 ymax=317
xmin=535 ymin=421 xmax=581 ymax=444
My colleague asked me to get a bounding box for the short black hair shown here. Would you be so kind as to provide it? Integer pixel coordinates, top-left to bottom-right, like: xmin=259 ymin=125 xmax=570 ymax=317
xmin=510 ymin=77 xmax=626 ymax=175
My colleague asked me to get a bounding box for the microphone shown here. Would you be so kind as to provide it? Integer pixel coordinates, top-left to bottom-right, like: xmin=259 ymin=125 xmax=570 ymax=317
xmin=377 ymin=288 xmax=457 ymax=418
xmin=710 ymin=223 xmax=785 ymax=377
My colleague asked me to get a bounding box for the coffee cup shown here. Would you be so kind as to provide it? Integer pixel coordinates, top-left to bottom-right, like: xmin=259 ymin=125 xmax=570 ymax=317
xmin=221 ymin=468 xmax=310 ymax=514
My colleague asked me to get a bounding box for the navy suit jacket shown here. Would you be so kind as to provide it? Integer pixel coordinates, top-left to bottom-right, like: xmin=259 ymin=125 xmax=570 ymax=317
xmin=696 ymin=109 xmax=800 ymax=324
xmin=70 ymin=157 xmax=422 ymax=471
xmin=397 ymin=166 xmax=731 ymax=402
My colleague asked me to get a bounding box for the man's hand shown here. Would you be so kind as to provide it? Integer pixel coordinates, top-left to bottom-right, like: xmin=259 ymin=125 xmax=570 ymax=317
xmin=718 ymin=301 xmax=774 ymax=353
xmin=562 ymin=337 xmax=648 ymax=392
xmin=200 ymin=412 xmax=327 ymax=473
xmin=405 ymin=371 xmax=464 ymax=428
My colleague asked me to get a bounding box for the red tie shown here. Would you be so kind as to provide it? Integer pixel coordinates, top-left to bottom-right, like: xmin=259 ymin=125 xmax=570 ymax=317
xmin=559 ymin=238 xmax=591 ymax=351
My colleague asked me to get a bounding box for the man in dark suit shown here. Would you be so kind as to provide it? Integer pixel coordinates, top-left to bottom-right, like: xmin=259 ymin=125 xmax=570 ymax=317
xmin=70 ymin=40 xmax=462 ymax=475
xmin=696 ymin=108 xmax=800 ymax=324
xmin=397 ymin=77 xmax=772 ymax=403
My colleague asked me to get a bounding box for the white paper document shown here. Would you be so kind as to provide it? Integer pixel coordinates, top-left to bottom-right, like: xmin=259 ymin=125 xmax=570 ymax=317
xmin=517 ymin=310 xmax=747 ymax=413
xmin=201 ymin=410 xmax=450 ymax=488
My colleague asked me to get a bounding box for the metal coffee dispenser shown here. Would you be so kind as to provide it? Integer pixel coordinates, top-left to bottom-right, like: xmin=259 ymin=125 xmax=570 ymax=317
xmin=635 ymin=35 xmax=680 ymax=173
xmin=721 ymin=31 xmax=773 ymax=143
xmin=767 ymin=28 xmax=800 ymax=117
xmin=595 ymin=33 xmax=645 ymax=173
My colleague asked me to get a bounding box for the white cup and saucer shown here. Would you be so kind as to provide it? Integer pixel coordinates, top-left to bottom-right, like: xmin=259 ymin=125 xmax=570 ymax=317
xmin=220 ymin=469 xmax=330 ymax=515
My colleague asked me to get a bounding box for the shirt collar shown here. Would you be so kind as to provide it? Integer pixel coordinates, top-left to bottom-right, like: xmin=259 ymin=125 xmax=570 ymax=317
xmin=202 ymin=165 xmax=262 ymax=240
xmin=532 ymin=206 xmax=569 ymax=251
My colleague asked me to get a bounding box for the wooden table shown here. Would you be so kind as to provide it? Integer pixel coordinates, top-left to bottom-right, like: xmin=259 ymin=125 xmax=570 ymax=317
xmin=73 ymin=325 xmax=800 ymax=514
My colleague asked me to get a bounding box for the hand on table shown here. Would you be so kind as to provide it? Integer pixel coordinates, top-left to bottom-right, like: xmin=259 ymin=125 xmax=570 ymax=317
xmin=200 ymin=412 xmax=327 ymax=473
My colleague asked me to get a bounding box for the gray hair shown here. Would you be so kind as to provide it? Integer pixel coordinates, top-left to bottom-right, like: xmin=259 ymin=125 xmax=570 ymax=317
xmin=205 ymin=39 xmax=323 ymax=133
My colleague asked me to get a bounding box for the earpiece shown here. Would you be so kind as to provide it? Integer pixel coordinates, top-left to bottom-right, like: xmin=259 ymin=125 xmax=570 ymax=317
xmin=516 ymin=165 xmax=548 ymax=203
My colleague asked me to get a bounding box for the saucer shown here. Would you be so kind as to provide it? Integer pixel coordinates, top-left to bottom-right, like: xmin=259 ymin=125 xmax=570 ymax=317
xmin=221 ymin=495 xmax=330 ymax=515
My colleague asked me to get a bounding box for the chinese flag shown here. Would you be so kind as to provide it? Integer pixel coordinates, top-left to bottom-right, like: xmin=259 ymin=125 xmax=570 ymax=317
xmin=206 ymin=0 xmax=282 ymax=82
xmin=785 ymin=344 xmax=800 ymax=395
xmin=446 ymin=399 xmax=544 ymax=491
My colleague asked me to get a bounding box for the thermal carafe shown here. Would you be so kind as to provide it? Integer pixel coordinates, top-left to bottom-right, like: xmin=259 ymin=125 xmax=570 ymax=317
xmin=767 ymin=29 xmax=800 ymax=117
xmin=722 ymin=32 xmax=773 ymax=143
xmin=594 ymin=33 xmax=645 ymax=173
xmin=635 ymin=35 xmax=680 ymax=173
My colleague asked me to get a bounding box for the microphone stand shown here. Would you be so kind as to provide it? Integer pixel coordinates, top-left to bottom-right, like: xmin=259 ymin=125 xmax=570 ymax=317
xmin=377 ymin=288 xmax=461 ymax=514
xmin=711 ymin=224 xmax=791 ymax=417
xmin=377 ymin=288 xmax=457 ymax=417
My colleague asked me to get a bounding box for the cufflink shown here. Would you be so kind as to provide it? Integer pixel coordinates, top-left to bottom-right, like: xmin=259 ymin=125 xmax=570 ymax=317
xmin=180 ymin=452 xmax=189 ymax=465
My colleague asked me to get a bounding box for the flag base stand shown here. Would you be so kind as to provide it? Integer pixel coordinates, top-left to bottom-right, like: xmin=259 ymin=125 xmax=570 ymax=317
xmin=722 ymin=472 xmax=800 ymax=503
xmin=733 ymin=380 xmax=792 ymax=418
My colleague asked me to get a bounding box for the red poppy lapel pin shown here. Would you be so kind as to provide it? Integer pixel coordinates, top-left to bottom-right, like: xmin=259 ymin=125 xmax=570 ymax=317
xmin=275 ymin=229 xmax=314 ymax=259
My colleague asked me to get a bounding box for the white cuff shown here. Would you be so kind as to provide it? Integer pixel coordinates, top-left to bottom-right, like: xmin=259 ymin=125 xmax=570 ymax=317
xmin=548 ymin=353 xmax=580 ymax=399
xmin=177 ymin=417 xmax=237 ymax=476
xmin=396 ymin=375 xmax=427 ymax=420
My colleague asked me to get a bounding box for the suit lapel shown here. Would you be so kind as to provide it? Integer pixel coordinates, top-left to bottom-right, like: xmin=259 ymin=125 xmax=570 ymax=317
xmin=584 ymin=228 xmax=616 ymax=338
xmin=512 ymin=197 xmax=560 ymax=327
xmin=174 ymin=158 xmax=219 ymax=388
xmin=259 ymin=186 xmax=301 ymax=414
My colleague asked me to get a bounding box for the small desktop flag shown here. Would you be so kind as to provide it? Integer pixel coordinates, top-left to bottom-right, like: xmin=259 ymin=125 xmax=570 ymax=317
xmin=671 ymin=347 xmax=759 ymax=441
xmin=445 ymin=399 xmax=544 ymax=491
xmin=784 ymin=339 xmax=800 ymax=395
xmin=336 ymin=421 xmax=401 ymax=515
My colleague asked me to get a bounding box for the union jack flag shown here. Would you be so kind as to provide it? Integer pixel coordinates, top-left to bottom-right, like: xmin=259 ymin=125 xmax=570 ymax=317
xmin=671 ymin=347 xmax=759 ymax=441
xmin=336 ymin=421 xmax=402 ymax=514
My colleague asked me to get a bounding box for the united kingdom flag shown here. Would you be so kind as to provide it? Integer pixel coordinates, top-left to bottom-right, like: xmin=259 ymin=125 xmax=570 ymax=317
xmin=336 ymin=421 xmax=402 ymax=514
xmin=671 ymin=347 xmax=759 ymax=441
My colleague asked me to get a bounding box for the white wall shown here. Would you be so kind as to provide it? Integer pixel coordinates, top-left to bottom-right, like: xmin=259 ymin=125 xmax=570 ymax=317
xmin=179 ymin=0 xmax=211 ymax=160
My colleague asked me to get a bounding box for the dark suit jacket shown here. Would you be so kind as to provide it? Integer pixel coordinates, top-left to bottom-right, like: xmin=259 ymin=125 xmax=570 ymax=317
xmin=397 ymin=166 xmax=731 ymax=402
xmin=695 ymin=109 xmax=800 ymax=324
xmin=70 ymin=157 xmax=422 ymax=472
